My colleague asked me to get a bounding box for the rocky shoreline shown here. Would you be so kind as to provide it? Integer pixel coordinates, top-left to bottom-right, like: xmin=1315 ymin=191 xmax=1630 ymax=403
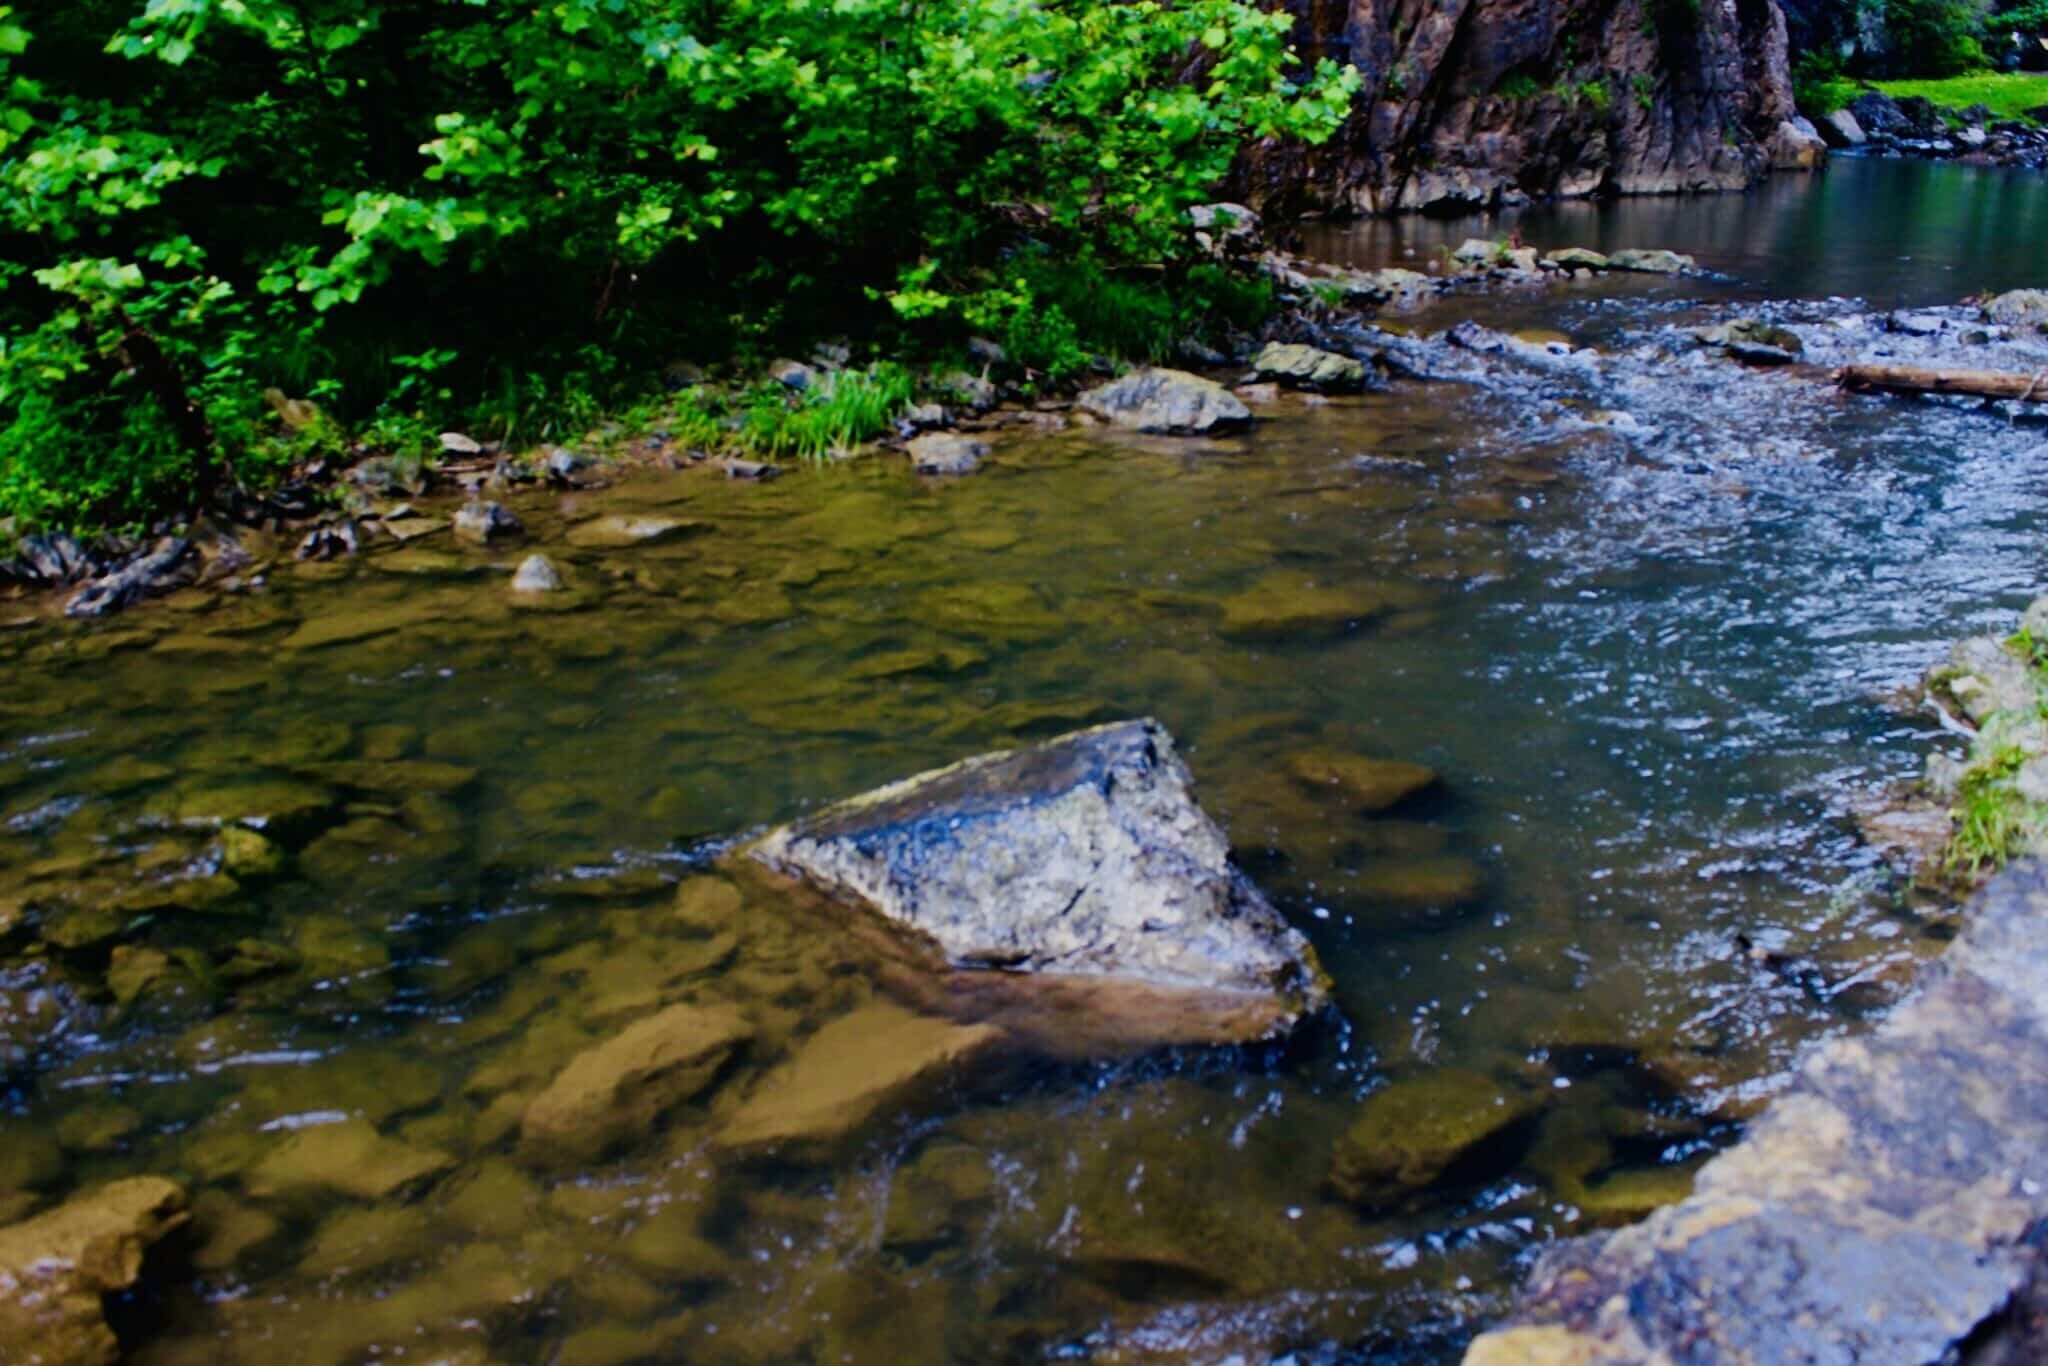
xmin=1818 ymin=89 xmax=2048 ymax=171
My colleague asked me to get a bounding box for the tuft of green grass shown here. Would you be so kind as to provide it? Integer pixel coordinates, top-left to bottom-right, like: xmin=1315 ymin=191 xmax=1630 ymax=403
xmin=1871 ymin=72 xmax=2048 ymax=122
xmin=1946 ymin=743 xmax=2032 ymax=878
xmin=737 ymin=363 xmax=915 ymax=462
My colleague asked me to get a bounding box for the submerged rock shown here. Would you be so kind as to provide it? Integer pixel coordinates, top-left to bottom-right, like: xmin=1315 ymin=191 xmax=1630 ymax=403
xmin=1252 ymin=342 xmax=1369 ymax=392
xmin=1076 ymin=368 xmax=1252 ymax=436
xmin=510 ymin=554 xmax=565 ymax=594
xmin=749 ymin=719 xmax=1326 ymax=1040
xmin=720 ymin=1000 xmax=1003 ymax=1152
xmin=0 ymin=1176 xmax=189 ymax=1365
xmin=1216 ymin=573 xmax=1423 ymax=643
xmin=1330 ymin=1070 xmax=1544 ymax=1210
xmin=1284 ymin=749 xmax=1440 ymax=813
xmin=1465 ymin=861 xmax=2048 ymax=1364
xmin=244 ymin=1119 xmax=453 ymax=1205
xmin=905 ymin=433 xmax=988 ymax=476
xmin=564 ymin=515 xmax=705 ymax=549
xmin=452 ymin=500 xmax=520 ymax=545
xmin=521 ymin=1001 xmax=753 ymax=1162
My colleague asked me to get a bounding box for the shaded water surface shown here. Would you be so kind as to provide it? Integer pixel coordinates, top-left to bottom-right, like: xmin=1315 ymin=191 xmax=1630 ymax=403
xmin=4 ymin=162 xmax=2048 ymax=1362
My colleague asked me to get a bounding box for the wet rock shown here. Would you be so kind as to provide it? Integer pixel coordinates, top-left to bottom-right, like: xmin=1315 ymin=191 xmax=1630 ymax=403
xmin=1216 ymin=573 xmax=1421 ymax=642
xmin=1848 ymin=90 xmax=1909 ymax=137
xmin=1076 ymin=368 xmax=1253 ymax=435
xmin=1466 ymin=862 xmax=2048 ymax=1364
xmin=750 ymin=718 xmax=1327 ymax=1039
xmin=1284 ymin=750 xmax=1440 ymax=813
xmin=1187 ymin=201 xmax=1260 ymax=254
xmin=188 ymin=1189 xmax=281 ymax=1272
xmin=1931 ymin=633 xmax=2037 ymax=726
xmin=64 ymin=538 xmax=192 ymax=618
xmin=1695 ymin=318 xmax=1803 ymax=360
xmin=298 ymin=1205 xmax=433 ymax=1279
xmin=768 ymin=358 xmax=817 ymax=390
xmin=217 ymin=826 xmax=285 ymax=879
xmin=1354 ymin=855 xmax=1485 ymax=911
xmin=935 ymin=371 xmax=998 ymax=413
xmin=721 ymin=458 xmax=781 ymax=481
xmin=295 ymin=522 xmax=359 ymax=561
xmin=1606 ymin=248 xmax=1695 ymax=275
xmin=1252 ymin=342 xmax=1368 ymax=392
xmin=244 ymin=1118 xmax=454 ymax=1205
xmin=1984 ymin=289 xmax=2048 ymax=330
xmin=1819 ymin=107 xmax=1866 ymax=147
xmin=439 ymin=431 xmax=484 ymax=456
xmin=1766 ymin=116 xmax=1828 ymax=170
xmin=906 ymin=433 xmax=988 ymax=476
xmin=510 ymin=554 xmax=564 ymax=594
xmin=169 ymin=778 xmax=338 ymax=843
xmin=720 ymin=1000 xmax=1004 ymax=1153
xmin=1544 ymin=247 xmax=1609 ymax=271
xmin=452 ymin=500 xmax=520 ymax=545
xmin=105 ymin=947 xmax=176 ymax=1007
xmin=1330 ymin=1070 xmax=1543 ymax=1210
xmin=564 ymin=515 xmax=706 ymax=549
xmin=520 ymin=1001 xmax=753 ymax=1162
xmin=0 ymin=1176 xmax=188 ymax=1366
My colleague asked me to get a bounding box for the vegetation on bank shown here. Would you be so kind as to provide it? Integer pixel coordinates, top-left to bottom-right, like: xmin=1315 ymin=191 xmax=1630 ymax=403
xmin=1793 ymin=0 xmax=2048 ymax=109
xmin=0 ymin=2 xmax=1357 ymax=534
xmin=1870 ymin=71 xmax=2048 ymax=120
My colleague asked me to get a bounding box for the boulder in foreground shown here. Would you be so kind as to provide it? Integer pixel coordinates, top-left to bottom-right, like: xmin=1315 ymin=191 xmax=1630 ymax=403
xmin=749 ymin=719 xmax=1325 ymax=1041
xmin=0 ymin=1177 xmax=188 ymax=1366
xmin=1464 ymin=860 xmax=2048 ymax=1364
xmin=1077 ymin=369 xmax=1252 ymax=435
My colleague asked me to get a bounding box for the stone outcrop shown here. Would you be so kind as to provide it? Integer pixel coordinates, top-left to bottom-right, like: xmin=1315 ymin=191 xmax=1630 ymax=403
xmin=1464 ymin=861 xmax=2048 ymax=1364
xmin=1238 ymin=0 xmax=1819 ymax=215
xmin=0 ymin=1177 xmax=189 ymax=1366
xmin=748 ymin=719 xmax=1327 ymax=1041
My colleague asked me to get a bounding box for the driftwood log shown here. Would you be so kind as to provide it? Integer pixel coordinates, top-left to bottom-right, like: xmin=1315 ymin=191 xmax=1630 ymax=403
xmin=1837 ymin=364 xmax=2048 ymax=403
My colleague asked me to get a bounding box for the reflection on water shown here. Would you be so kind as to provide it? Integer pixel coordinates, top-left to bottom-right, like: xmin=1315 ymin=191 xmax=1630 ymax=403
xmin=1302 ymin=155 xmax=2048 ymax=310
xmin=1 ymin=161 xmax=2046 ymax=1361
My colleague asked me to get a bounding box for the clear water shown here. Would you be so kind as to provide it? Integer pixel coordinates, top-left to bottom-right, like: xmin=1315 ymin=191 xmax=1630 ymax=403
xmin=2 ymin=158 xmax=2046 ymax=1363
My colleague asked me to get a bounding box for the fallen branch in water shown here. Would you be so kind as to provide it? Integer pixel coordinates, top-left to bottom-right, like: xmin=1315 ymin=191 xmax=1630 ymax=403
xmin=1837 ymin=363 xmax=2048 ymax=403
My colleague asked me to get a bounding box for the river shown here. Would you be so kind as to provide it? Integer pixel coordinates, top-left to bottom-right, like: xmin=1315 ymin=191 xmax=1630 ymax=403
xmin=3 ymin=156 xmax=2047 ymax=1362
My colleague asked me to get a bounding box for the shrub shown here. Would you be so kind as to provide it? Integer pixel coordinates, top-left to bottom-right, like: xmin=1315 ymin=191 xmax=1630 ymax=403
xmin=0 ymin=1 xmax=1358 ymax=529
xmin=1884 ymin=0 xmax=1990 ymax=77
xmin=1793 ymin=52 xmax=1862 ymax=114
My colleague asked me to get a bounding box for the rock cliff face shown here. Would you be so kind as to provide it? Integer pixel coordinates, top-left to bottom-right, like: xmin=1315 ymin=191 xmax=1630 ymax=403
xmin=1240 ymin=0 xmax=1823 ymax=214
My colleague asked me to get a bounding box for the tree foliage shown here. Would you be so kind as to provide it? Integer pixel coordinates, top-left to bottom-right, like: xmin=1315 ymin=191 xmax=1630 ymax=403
xmin=0 ymin=0 xmax=1356 ymax=529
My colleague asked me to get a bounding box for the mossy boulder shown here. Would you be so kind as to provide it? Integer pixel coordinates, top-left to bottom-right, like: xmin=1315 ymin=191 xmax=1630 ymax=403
xmin=1328 ymin=1069 xmax=1544 ymax=1210
xmin=1252 ymin=342 xmax=1369 ymax=393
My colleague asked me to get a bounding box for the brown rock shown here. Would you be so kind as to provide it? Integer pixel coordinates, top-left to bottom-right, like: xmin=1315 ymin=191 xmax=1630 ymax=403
xmin=720 ymin=1000 xmax=1002 ymax=1151
xmin=521 ymin=1002 xmax=753 ymax=1161
xmin=1284 ymin=750 xmax=1440 ymax=813
xmin=0 ymin=1177 xmax=189 ymax=1365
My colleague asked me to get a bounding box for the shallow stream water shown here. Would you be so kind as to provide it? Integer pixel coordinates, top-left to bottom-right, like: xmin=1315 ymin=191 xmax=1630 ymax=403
xmin=4 ymin=157 xmax=2048 ymax=1363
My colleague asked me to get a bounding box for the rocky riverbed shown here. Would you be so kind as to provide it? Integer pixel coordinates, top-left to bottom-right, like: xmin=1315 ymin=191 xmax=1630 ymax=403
xmin=2 ymin=219 xmax=2046 ymax=1358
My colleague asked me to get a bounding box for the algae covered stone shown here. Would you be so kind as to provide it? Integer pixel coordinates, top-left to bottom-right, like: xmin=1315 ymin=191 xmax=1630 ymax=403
xmin=521 ymin=1001 xmax=753 ymax=1161
xmin=0 ymin=1176 xmax=189 ymax=1366
xmin=720 ymin=1000 xmax=1003 ymax=1152
xmin=1284 ymin=749 xmax=1440 ymax=813
xmin=1329 ymin=1069 xmax=1543 ymax=1210
xmin=750 ymin=718 xmax=1326 ymax=1041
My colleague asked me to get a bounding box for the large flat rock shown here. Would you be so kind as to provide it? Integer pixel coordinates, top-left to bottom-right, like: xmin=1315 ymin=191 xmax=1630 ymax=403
xmin=1465 ymin=860 xmax=2048 ymax=1364
xmin=719 ymin=1000 xmax=1002 ymax=1152
xmin=521 ymin=1001 xmax=753 ymax=1162
xmin=748 ymin=719 xmax=1325 ymax=1041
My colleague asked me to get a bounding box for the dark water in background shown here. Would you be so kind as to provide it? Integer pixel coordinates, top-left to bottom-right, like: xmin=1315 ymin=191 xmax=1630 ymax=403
xmin=1303 ymin=154 xmax=2048 ymax=310
xmin=0 ymin=158 xmax=2046 ymax=1362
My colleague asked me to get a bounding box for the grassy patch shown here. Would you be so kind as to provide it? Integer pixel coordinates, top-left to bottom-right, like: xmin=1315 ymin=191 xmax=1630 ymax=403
xmin=1871 ymin=72 xmax=2048 ymax=121
xmin=1947 ymin=743 xmax=2033 ymax=878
